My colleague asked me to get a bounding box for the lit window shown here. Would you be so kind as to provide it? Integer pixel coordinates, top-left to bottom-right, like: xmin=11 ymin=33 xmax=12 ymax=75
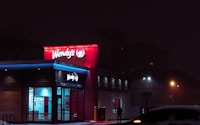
xmin=98 ymin=76 xmax=101 ymax=87
xmin=124 ymin=80 xmax=128 ymax=90
xmin=118 ymin=79 xmax=122 ymax=89
xmin=104 ymin=77 xmax=108 ymax=88
xmin=28 ymin=87 xmax=52 ymax=121
xmin=112 ymin=98 xmax=122 ymax=113
xmin=111 ymin=78 xmax=115 ymax=88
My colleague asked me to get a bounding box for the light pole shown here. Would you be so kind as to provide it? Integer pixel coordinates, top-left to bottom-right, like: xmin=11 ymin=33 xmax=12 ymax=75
xmin=170 ymin=80 xmax=179 ymax=88
xmin=169 ymin=79 xmax=180 ymax=104
xmin=141 ymin=76 xmax=152 ymax=112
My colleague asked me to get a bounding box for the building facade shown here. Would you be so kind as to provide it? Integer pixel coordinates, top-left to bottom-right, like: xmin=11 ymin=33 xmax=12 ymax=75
xmin=97 ymin=70 xmax=131 ymax=120
xmin=0 ymin=44 xmax=99 ymax=123
xmin=0 ymin=44 xmax=132 ymax=123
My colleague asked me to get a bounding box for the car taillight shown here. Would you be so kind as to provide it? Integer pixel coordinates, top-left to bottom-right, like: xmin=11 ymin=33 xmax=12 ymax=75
xmin=133 ymin=119 xmax=142 ymax=124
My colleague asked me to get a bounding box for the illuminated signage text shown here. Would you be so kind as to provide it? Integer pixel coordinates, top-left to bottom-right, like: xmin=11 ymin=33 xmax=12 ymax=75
xmin=52 ymin=48 xmax=85 ymax=59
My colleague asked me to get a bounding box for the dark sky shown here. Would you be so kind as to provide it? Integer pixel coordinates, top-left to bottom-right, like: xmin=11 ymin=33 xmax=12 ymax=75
xmin=1 ymin=1 xmax=200 ymax=80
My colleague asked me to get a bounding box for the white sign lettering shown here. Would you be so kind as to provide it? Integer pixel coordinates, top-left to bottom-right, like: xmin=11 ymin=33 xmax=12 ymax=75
xmin=52 ymin=48 xmax=85 ymax=59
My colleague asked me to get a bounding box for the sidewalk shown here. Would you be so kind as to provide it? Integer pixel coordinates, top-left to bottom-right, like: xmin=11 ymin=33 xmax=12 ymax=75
xmin=5 ymin=119 xmax=130 ymax=125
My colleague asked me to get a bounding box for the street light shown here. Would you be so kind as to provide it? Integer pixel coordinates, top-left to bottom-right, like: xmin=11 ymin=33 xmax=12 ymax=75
xmin=142 ymin=76 xmax=152 ymax=82
xmin=147 ymin=76 xmax=152 ymax=81
xmin=169 ymin=79 xmax=180 ymax=104
xmin=169 ymin=80 xmax=180 ymax=88
xmin=141 ymin=75 xmax=152 ymax=112
xmin=170 ymin=80 xmax=176 ymax=87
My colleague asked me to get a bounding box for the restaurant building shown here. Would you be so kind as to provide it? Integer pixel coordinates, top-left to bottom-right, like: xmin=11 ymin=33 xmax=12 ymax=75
xmin=0 ymin=44 xmax=98 ymax=123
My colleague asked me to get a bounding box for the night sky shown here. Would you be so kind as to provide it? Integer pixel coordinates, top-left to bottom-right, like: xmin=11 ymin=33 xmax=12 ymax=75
xmin=1 ymin=1 xmax=200 ymax=81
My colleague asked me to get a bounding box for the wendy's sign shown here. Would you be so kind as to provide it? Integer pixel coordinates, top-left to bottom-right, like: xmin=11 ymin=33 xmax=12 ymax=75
xmin=52 ymin=48 xmax=85 ymax=59
xmin=44 ymin=44 xmax=98 ymax=68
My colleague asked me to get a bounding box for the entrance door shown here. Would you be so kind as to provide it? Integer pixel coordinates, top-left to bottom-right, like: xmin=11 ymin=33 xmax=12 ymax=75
xmin=57 ymin=95 xmax=62 ymax=121
xmin=71 ymin=89 xmax=84 ymax=121
xmin=57 ymin=87 xmax=70 ymax=121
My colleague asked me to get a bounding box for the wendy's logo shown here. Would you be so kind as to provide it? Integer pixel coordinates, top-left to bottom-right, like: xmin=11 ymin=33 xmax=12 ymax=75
xmin=76 ymin=49 xmax=85 ymax=58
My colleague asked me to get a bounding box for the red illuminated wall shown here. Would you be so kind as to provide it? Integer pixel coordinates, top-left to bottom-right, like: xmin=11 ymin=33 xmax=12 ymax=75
xmin=43 ymin=44 xmax=98 ymax=120
xmin=44 ymin=44 xmax=98 ymax=68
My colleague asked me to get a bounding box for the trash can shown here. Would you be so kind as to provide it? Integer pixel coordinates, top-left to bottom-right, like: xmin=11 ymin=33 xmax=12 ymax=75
xmin=98 ymin=107 xmax=106 ymax=121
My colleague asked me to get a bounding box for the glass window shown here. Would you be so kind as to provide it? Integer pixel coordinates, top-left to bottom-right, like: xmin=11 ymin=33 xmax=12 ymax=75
xmin=111 ymin=78 xmax=115 ymax=89
xmin=118 ymin=79 xmax=122 ymax=89
xmin=112 ymin=98 xmax=122 ymax=113
xmin=57 ymin=87 xmax=61 ymax=95
xmin=62 ymin=88 xmax=70 ymax=121
xmin=124 ymin=80 xmax=128 ymax=90
xmin=27 ymin=87 xmax=52 ymax=121
xmin=97 ymin=76 xmax=101 ymax=87
xmin=57 ymin=88 xmax=70 ymax=121
xmin=104 ymin=77 xmax=108 ymax=88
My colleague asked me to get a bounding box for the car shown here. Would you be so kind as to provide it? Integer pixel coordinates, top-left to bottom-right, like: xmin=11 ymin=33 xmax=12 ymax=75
xmin=125 ymin=105 xmax=200 ymax=125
